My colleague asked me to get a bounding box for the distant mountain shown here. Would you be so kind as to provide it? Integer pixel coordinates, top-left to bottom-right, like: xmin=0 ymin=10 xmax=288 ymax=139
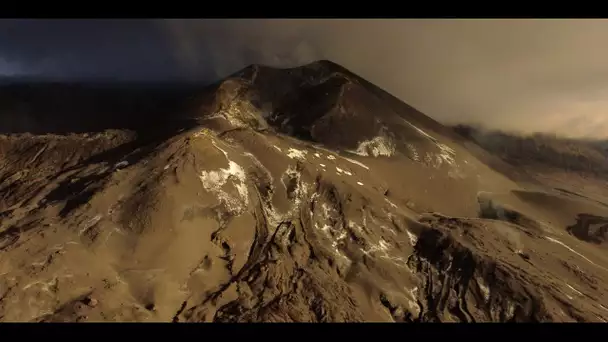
xmin=454 ymin=124 xmax=608 ymax=177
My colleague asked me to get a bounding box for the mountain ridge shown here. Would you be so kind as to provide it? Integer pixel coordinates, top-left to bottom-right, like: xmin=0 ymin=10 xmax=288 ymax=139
xmin=1 ymin=60 xmax=608 ymax=322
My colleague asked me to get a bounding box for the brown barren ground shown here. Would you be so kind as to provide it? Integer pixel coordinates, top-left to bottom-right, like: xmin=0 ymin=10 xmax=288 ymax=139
xmin=1 ymin=61 xmax=608 ymax=322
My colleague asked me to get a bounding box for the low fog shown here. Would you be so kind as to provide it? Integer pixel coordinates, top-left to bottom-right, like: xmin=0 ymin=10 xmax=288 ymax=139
xmin=3 ymin=19 xmax=608 ymax=139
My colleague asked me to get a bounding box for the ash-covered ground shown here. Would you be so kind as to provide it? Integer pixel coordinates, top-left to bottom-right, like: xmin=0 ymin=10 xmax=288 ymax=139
xmin=1 ymin=61 xmax=608 ymax=322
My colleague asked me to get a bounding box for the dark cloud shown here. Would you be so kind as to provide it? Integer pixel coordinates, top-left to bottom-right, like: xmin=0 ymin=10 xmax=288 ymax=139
xmin=3 ymin=19 xmax=608 ymax=138
xmin=0 ymin=19 xmax=180 ymax=81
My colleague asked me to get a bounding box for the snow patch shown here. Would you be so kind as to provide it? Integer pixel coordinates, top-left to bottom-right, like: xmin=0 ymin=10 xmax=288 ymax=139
xmin=313 ymin=201 xmax=350 ymax=267
xmin=209 ymin=100 xmax=263 ymax=128
xmin=478 ymin=278 xmax=490 ymax=302
xmin=357 ymin=181 xmax=364 ymax=186
xmin=565 ymin=283 xmax=583 ymax=296
xmin=403 ymin=120 xmax=438 ymax=143
xmin=318 ymin=224 xmax=332 ymax=232
xmin=273 ymin=145 xmax=282 ymax=152
xmin=283 ymin=165 xmax=302 ymax=199
xmin=199 ymin=151 xmax=249 ymax=214
xmin=406 ymin=143 xmax=419 ymax=162
xmin=211 ymin=140 xmax=229 ymax=157
xmin=437 ymin=143 xmax=456 ymax=165
xmin=193 ymin=128 xmax=213 ymax=138
xmin=363 ymin=238 xmax=408 ymax=267
xmin=264 ymin=165 xmax=310 ymax=227
xmin=287 ymin=148 xmax=307 ymax=160
xmin=367 ymin=239 xmax=391 ymax=253
xmin=354 ymin=136 xmax=396 ymax=157
xmin=326 ymin=155 xmax=336 ymax=160
xmin=343 ymin=156 xmax=370 ymax=170
xmin=321 ymin=203 xmax=332 ymax=219
xmin=331 ymin=231 xmax=348 ymax=249
xmin=234 ymin=183 xmax=249 ymax=201
xmin=348 ymin=221 xmax=363 ymax=233
xmin=80 ymin=215 xmax=102 ymax=235
xmin=385 ymin=198 xmax=399 ymax=209
xmin=209 ymin=110 xmax=243 ymax=127
xmin=402 ymin=119 xmax=458 ymax=168
xmin=424 ymin=148 xmax=457 ymax=169
xmin=335 ymin=166 xmax=353 ymax=176
xmin=406 ymin=230 xmax=418 ymax=246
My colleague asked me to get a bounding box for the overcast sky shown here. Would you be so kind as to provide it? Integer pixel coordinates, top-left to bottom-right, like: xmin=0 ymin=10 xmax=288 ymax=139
xmin=2 ymin=19 xmax=608 ymax=138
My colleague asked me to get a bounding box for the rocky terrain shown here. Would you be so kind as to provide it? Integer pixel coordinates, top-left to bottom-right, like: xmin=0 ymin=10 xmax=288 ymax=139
xmin=1 ymin=60 xmax=608 ymax=322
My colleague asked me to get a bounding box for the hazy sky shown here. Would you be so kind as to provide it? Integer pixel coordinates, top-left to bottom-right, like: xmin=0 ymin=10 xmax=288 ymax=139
xmin=2 ymin=19 xmax=608 ymax=138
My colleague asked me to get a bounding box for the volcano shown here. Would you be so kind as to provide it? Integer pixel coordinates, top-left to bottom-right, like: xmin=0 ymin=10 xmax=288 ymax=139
xmin=1 ymin=60 xmax=608 ymax=322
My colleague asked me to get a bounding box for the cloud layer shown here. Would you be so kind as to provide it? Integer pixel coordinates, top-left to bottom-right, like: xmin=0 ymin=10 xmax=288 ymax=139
xmin=159 ymin=19 xmax=608 ymax=139
xmin=4 ymin=19 xmax=608 ymax=138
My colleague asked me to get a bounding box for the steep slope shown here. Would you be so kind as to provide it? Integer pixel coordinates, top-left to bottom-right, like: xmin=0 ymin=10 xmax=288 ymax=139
xmin=1 ymin=61 xmax=608 ymax=322
xmin=199 ymin=61 xmax=521 ymax=217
